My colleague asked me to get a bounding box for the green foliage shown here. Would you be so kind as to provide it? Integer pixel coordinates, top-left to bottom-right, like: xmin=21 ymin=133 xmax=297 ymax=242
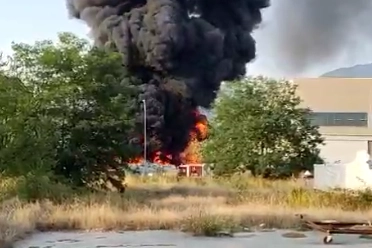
xmin=0 ymin=32 xmax=140 ymax=188
xmin=0 ymin=72 xmax=57 ymax=176
xmin=0 ymin=174 xmax=78 ymax=203
xmin=203 ymin=76 xmax=324 ymax=178
xmin=15 ymin=174 xmax=77 ymax=203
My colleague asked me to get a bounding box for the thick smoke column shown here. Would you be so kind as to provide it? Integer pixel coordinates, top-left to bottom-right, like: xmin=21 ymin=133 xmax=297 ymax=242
xmin=262 ymin=0 xmax=372 ymax=74
xmin=66 ymin=0 xmax=269 ymax=164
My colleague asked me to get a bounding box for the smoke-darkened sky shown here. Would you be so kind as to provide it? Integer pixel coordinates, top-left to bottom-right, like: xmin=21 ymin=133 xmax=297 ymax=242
xmin=249 ymin=0 xmax=372 ymax=77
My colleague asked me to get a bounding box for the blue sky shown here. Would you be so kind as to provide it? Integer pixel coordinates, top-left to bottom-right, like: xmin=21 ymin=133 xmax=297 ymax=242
xmin=0 ymin=0 xmax=89 ymax=55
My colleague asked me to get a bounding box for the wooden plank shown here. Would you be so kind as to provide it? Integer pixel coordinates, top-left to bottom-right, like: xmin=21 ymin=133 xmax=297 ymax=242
xmin=304 ymin=221 xmax=328 ymax=233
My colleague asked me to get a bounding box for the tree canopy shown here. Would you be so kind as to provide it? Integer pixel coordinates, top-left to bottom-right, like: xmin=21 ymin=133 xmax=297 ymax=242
xmin=0 ymin=33 xmax=326 ymax=190
xmin=202 ymin=76 xmax=324 ymax=178
xmin=0 ymin=32 xmax=140 ymax=188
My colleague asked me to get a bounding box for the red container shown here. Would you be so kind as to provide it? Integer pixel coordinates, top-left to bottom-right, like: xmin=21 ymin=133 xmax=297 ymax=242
xmin=178 ymin=164 xmax=205 ymax=177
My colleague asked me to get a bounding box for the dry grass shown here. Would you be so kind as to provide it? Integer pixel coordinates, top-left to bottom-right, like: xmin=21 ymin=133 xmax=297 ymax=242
xmin=2 ymin=174 xmax=372 ymax=245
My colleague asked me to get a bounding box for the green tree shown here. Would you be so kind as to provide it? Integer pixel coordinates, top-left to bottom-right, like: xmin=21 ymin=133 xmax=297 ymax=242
xmin=203 ymin=76 xmax=324 ymax=178
xmin=1 ymin=32 xmax=140 ymax=189
xmin=0 ymin=73 xmax=57 ymax=176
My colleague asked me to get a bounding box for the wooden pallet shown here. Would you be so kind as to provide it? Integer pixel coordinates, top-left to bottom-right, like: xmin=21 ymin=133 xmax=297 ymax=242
xmin=297 ymin=214 xmax=372 ymax=244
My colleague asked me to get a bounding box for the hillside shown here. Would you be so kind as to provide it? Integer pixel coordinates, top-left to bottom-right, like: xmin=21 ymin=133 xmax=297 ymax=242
xmin=321 ymin=63 xmax=372 ymax=77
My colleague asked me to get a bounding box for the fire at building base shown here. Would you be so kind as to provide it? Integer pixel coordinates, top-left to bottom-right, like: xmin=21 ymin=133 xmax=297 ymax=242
xmin=129 ymin=108 xmax=208 ymax=174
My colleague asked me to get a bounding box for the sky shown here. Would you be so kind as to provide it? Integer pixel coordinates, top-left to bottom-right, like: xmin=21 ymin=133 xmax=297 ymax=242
xmin=0 ymin=1 xmax=371 ymax=78
xmin=0 ymin=0 xmax=89 ymax=55
xmin=248 ymin=2 xmax=372 ymax=78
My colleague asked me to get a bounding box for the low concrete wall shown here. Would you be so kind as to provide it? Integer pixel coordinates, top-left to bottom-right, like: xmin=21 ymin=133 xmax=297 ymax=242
xmin=319 ymin=135 xmax=370 ymax=163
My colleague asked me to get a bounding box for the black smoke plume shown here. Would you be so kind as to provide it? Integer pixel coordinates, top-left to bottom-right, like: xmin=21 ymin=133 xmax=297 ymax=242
xmin=66 ymin=0 xmax=269 ymax=164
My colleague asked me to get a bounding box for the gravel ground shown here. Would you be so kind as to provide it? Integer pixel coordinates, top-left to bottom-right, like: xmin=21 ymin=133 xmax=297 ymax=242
xmin=14 ymin=230 xmax=372 ymax=248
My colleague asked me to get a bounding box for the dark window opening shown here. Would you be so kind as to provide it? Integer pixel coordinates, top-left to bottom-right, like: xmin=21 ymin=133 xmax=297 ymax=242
xmin=309 ymin=112 xmax=368 ymax=127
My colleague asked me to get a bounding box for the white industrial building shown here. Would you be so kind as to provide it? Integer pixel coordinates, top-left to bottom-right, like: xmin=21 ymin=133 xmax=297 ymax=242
xmin=295 ymin=78 xmax=372 ymax=164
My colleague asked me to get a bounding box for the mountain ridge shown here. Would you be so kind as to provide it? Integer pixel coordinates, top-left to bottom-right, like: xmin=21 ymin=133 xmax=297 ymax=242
xmin=321 ymin=63 xmax=372 ymax=77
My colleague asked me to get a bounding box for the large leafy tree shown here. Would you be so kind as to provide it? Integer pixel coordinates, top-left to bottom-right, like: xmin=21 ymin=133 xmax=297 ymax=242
xmin=0 ymin=32 xmax=140 ymax=188
xmin=203 ymin=76 xmax=324 ymax=178
xmin=0 ymin=73 xmax=57 ymax=176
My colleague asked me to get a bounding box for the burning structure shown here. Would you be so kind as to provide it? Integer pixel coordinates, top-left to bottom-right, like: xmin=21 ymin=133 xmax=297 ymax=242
xmin=66 ymin=0 xmax=269 ymax=165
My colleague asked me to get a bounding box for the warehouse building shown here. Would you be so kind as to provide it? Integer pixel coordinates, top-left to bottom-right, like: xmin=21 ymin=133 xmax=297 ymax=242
xmin=295 ymin=78 xmax=372 ymax=163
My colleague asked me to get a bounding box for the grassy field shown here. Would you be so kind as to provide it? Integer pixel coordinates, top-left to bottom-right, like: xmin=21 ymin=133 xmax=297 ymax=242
xmin=1 ymin=174 xmax=372 ymax=246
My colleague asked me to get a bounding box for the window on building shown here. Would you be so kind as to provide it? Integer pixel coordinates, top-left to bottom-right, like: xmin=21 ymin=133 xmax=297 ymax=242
xmin=309 ymin=112 xmax=368 ymax=127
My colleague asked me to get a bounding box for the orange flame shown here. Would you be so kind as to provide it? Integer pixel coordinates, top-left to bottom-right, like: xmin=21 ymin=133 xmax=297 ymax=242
xmin=128 ymin=151 xmax=172 ymax=165
xmin=128 ymin=109 xmax=208 ymax=166
xmin=181 ymin=110 xmax=208 ymax=164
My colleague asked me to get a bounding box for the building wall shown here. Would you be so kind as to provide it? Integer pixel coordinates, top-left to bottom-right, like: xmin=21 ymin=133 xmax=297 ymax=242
xmin=293 ymin=78 xmax=372 ymax=163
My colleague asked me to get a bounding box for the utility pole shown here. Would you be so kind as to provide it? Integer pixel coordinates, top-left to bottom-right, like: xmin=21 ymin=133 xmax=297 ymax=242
xmin=142 ymin=100 xmax=147 ymax=170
